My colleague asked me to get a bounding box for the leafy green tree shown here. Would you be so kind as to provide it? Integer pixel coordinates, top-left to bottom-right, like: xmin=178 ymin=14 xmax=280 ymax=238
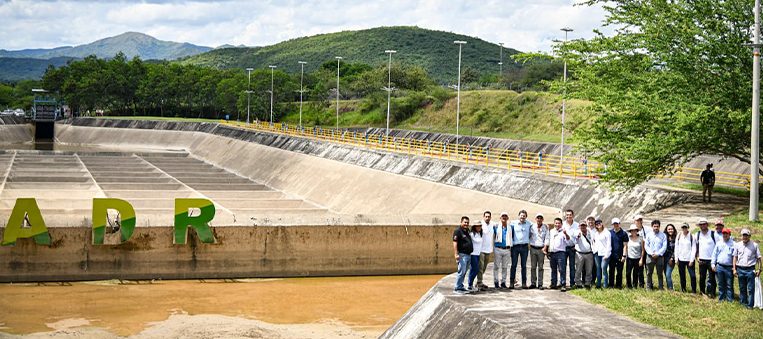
xmin=460 ymin=67 xmax=479 ymax=84
xmin=0 ymin=84 xmax=13 ymax=108
xmin=553 ymin=0 xmax=756 ymax=188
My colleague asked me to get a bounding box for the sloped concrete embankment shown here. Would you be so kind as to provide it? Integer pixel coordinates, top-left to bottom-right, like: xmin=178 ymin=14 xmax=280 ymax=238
xmin=60 ymin=118 xmax=692 ymax=222
xmin=0 ymin=116 xmax=32 ymax=144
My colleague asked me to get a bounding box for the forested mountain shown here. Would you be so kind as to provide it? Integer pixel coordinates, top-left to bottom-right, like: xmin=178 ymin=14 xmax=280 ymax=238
xmin=0 ymin=56 xmax=80 ymax=82
xmin=39 ymin=32 xmax=212 ymax=60
xmin=179 ymin=26 xmax=520 ymax=83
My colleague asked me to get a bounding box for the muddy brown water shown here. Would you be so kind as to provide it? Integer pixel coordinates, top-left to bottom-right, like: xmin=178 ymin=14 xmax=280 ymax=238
xmin=0 ymin=275 xmax=443 ymax=337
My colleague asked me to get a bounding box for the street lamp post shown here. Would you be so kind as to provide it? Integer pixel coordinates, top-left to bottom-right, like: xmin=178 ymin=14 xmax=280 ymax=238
xmin=298 ymin=61 xmax=307 ymax=128
xmin=560 ymin=27 xmax=573 ymax=174
xmin=246 ymin=67 xmax=253 ymax=125
xmin=335 ymin=56 xmax=342 ymax=131
xmin=745 ymin=0 xmax=761 ymax=220
xmin=384 ymin=50 xmax=397 ymax=139
xmin=499 ymin=42 xmax=504 ymax=77
xmin=269 ymin=65 xmax=276 ymax=126
xmin=454 ymin=40 xmax=467 ymax=147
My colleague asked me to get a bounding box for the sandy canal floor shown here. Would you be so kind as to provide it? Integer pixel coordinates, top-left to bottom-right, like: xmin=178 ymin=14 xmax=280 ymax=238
xmin=0 ymin=275 xmax=443 ymax=339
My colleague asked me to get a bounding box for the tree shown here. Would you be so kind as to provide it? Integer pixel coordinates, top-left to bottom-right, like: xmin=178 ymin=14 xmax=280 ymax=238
xmin=554 ymin=0 xmax=756 ymax=188
xmin=460 ymin=66 xmax=479 ymax=84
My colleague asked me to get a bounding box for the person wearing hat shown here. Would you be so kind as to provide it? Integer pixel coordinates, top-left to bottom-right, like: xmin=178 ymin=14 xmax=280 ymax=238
xmin=700 ymin=163 xmax=715 ymax=202
xmin=593 ymin=219 xmax=612 ymax=288
xmin=733 ymin=228 xmax=762 ymax=309
xmin=695 ymin=218 xmax=719 ymax=297
xmin=477 ymin=211 xmax=496 ymax=291
xmin=644 ymin=219 xmax=667 ymax=290
xmin=509 ymin=210 xmax=533 ymax=289
xmin=529 ymin=212 xmax=549 ymax=289
xmin=586 ymin=215 xmax=596 ymax=233
xmin=633 ymin=215 xmax=647 ymax=288
xmin=711 ymin=228 xmax=735 ymax=302
xmin=674 ymin=222 xmax=697 ymax=293
xmin=625 ymin=224 xmax=646 ymax=288
xmin=609 ymin=218 xmax=628 ymax=289
xmin=493 ymin=211 xmax=513 ymax=290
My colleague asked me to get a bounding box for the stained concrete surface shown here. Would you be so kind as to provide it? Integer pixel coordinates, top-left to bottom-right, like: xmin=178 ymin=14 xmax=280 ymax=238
xmin=381 ymin=263 xmax=682 ymax=339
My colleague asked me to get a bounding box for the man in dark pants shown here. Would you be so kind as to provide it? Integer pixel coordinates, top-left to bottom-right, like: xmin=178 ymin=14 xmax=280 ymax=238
xmin=700 ymin=163 xmax=715 ymax=202
xmin=453 ymin=216 xmax=473 ymax=294
xmin=695 ymin=218 xmax=718 ymax=297
xmin=562 ymin=209 xmax=580 ymax=288
xmin=609 ymin=218 xmax=628 ymax=288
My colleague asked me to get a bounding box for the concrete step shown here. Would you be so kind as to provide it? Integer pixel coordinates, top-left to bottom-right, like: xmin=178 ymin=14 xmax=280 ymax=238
xmin=174 ymin=177 xmax=254 ymax=184
xmin=7 ymin=176 xmax=91 ymax=183
xmin=0 ymin=189 xmax=102 ymax=199
xmin=185 ymin=183 xmax=269 ymax=191
xmin=200 ymin=191 xmax=284 ymax=199
xmin=95 ymin=177 xmax=178 ymax=184
xmin=103 ymin=190 xmax=203 ymax=199
xmin=90 ymin=172 xmax=166 ymax=179
xmin=4 ymin=182 xmax=95 ymax=190
xmin=98 ymin=183 xmax=186 ymax=191
xmin=212 ymin=199 xmax=314 ymax=209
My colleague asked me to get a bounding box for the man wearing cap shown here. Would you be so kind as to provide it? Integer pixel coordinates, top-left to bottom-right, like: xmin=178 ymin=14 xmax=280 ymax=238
xmin=493 ymin=212 xmax=513 ymax=289
xmin=694 ymin=218 xmax=719 ymax=297
xmin=633 ymin=215 xmax=647 ymax=288
xmin=700 ymin=163 xmax=715 ymax=202
xmin=529 ymin=213 xmax=549 ymax=289
xmin=562 ymin=210 xmax=580 ymax=287
xmin=733 ymin=228 xmax=762 ymax=309
xmin=509 ymin=210 xmax=533 ymax=289
xmin=609 ymin=218 xmax=628 ymax=289
xmin=453 ymin=216 xmax=473 ymax=294
xmin=477 ymin=211 xmax=496 ymax=291
xmin=644 ymin=220 xmax=667 ymax=290
xmin=574 ymin=219 xmax=594 ymax=289
xmin=711 ymin=228 xmax=735 ymax=302
xmin=547 ymin=217 xmax=571 ymax=291
xmin=586 ymin=215 xmax=596 ymax=233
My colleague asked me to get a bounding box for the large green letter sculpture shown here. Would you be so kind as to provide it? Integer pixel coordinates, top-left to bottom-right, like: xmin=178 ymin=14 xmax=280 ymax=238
xmin=2 ymin=198 xmax=50 ymax=246
xmin=174 ymin=198 xmax=216 ymax=244
xmin=92 ymin=198 xmax=136 ymax=244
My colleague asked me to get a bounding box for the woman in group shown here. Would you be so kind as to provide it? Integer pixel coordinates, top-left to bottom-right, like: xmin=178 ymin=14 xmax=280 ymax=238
xmin=663 ymin=224 xmax=677 ymax=290
xmin=593 ymin=219 xmax=612 ymax=288
xmin=673 ymin=222 xmax=697 ymax=293
xmin=467 ymin=223 xmax=484 ymax=291
xmin=625 ymin=224 xmax=645 ymax=288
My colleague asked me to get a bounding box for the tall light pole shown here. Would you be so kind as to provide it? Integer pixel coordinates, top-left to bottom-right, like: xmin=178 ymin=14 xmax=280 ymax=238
xmin=269 ymin=65 xmax=276 ymax=126
xmin=499 ymin=42 xmax=504 ymax=77
xmin=246 ymin=67 xmax=253 ymax=125
xmin=298 ymin=61 xmax=307 ymax=128
xmin=384 ymin=50 xmax=397 ymax=138
xmin=560 ymin=27 xmax=573 ymax=173
xmin=335 ymin=56 xmax=342 ymax=130
xmin=745 ymin=0 xmax=761 ymax=220
xmin=454 ymin=40 xmax=466 ymax=146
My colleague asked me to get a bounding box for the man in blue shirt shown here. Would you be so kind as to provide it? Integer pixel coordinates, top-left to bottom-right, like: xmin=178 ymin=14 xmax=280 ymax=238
xmin=609 ymin=218 xmax=628 ymax=289
xmin=644 ymin=220 xmax=667 ymax=290
xmin=509 ymin=210 xmax=533 ymax=289
xmin=711 ymin=228 xmax=735 ymax=302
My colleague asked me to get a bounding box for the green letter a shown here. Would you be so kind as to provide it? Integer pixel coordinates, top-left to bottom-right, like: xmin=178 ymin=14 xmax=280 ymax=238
xmin=2 ymin=198 xmax=50 ymax=246
xmin=92 ymin=198 xmax=136 ymax=244
xmin=174 ymin=198 xmax=216 ymax=244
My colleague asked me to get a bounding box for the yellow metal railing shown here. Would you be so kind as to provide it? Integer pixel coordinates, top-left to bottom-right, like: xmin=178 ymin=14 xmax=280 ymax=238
xmin=221 ymin=120 xmax=756 ymax=190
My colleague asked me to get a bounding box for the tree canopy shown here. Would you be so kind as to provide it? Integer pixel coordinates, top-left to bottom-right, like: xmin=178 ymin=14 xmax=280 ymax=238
xmin=556 ymin=0 xmax=757 ymax=188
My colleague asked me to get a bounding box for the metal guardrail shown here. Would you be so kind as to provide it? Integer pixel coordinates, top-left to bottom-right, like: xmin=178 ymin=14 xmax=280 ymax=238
xmin=221 ymin=120 xmax=756 ymax=190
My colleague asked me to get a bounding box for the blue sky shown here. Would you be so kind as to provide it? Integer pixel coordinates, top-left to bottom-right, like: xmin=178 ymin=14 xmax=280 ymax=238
xmin=0 ymin=0 xmax=610 ymax=53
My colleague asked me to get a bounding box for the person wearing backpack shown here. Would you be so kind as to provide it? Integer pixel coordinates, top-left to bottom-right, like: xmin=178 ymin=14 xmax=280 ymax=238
xmin=695 ymin=218 xmax=718 ymax=298
xmin=674 ymin=223 xmax=697 ymax=293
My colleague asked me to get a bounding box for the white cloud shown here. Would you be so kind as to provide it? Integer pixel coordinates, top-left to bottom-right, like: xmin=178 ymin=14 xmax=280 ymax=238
xmin=0 ymin=0 xmax=610 ymax=52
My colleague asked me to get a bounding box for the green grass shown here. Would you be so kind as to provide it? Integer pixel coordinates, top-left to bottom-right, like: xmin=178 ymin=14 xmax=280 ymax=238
xmin=715 ymin=203 xmax=763 ymax=244
xmin=663 ymin=183 xmax=750 ymax=198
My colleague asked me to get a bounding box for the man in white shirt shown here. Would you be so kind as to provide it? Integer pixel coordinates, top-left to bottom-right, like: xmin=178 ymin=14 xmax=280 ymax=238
xmin=633 ymin=215 xmax=647 ymax=288
xmin=478 ymin=211 xmax=495 ymax=291
xmin=546 ymin=217 xmax=571 ymax=291
xmin=645 ymin=220 xmax=667 ymax=290
xmin=574 ymin=222 xmax=594 ymax=288
xmin=562 ymin=209 xmax=580 ymax=288
xmin=694 ymin=218 xmax=718 ymax=297
xmin=493 ymin=212 xmax=512 ymax=289
xmin=529 ymin=213 xmax=548 ymax=290
xmin=733 ymin=228 xmax=762 ymax=309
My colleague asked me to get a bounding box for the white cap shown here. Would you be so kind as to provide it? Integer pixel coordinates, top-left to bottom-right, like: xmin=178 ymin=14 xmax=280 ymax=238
xmin=586 ymin=215 xmax=596 ymax=220
xmin=536 ymin=213 xmax=544 ymax=218
xmin=612 ymin=218 xmax=621 ymax=224
xmin=634 ymin=215 xmax=643 ymax=220
xmin=741 ymin=228 xmax=751 ymax=236
xmin=698 ymin=217 xmax=708 ymax=224
xmin=629 ymin=224 xmax=638 ymax=231
xmin=500 ymin=211 xmax=509 ymax=217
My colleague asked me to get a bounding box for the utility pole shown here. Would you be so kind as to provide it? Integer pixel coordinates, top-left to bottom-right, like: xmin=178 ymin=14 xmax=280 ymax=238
xmin=246 ymin=68 xmax=253 ymax=125
xmin=384 ymin=50 xmax=397 ymax=140
xmin=269 ymin=65 xmax=276 ymax=126
xmin=454 ymin=40 xmax=466 ymax=146
xmin=335 ymin=56 xmax=342 ymax=131
xmin=745 ymin=0 xmax=761 ymax=221
xmin=298 ymin=61 xmax=307 ymax=128
xmin=560 ymin=27 xmax=573 ymax=175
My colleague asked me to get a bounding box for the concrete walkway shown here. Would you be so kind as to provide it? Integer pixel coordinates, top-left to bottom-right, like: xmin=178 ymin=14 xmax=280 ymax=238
xmin=381 ymin=263 xmax=683 ymax=339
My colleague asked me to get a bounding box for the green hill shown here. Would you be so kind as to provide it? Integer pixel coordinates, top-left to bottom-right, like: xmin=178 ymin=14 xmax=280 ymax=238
xmin=179 ymin=26 xmax=521 ymax=82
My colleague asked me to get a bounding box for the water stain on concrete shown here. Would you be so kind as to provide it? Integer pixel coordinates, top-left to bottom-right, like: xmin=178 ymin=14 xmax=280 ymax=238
xmin=0 ymin=275 xmax=442 ymax=337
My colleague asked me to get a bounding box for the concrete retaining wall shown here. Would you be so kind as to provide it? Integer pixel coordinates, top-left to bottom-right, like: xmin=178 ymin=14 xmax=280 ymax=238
xmin=0 ymin=224 xmax=454 ymax=282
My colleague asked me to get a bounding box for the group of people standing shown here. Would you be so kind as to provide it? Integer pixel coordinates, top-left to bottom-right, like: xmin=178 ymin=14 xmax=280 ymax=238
xmin=453 ymin=210 xmax=762 ymax=309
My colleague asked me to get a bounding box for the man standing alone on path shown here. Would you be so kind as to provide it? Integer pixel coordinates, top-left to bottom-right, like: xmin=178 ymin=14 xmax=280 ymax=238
xmin=700 ymin=163 xmax=715 ymax=202
xmin=695 ymin=218 xmax=718 ymax=298
xmin=562 ymin=210 xmax=580 ymax=288
xmin=547 ymin=217 xmax=571 ymax=291
xmin=478 ymin=211 xmax=495 ymax=291
xmin=453 ymin=216 xmax=473 ymax=294
xmin=493 ymin=212 xmax=512 ymax=289
xmin=509 ymin=210 xmax=533 ymax=289
xmin=711 ymin=228 xmax=735 ymax=302
xmin=733 ymin=228 xmax=762 ymax=309
xmin=609 ymin=218 xmax=628 ymax=289
xmin=644 ymin=220 xmax=667 ymax=290
xmin=529 ymin=213 xmax=549 ymax=289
